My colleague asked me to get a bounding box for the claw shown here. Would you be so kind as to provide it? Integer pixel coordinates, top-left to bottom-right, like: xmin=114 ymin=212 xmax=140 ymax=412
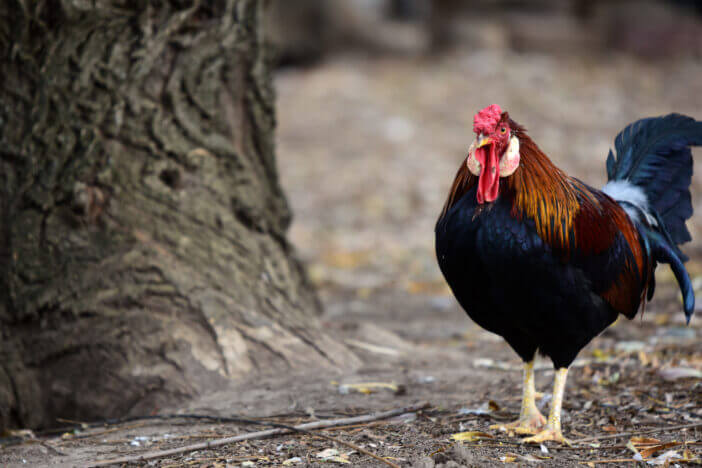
xmin=521 ymin=428 xmax=571 ymax=446
xmin=489 ymin=412 xmax=546 ymax=435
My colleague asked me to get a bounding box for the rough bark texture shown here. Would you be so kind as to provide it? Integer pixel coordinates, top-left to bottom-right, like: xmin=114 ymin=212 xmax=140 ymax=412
xmin=0 ymin=0 xmax=357 ymax=429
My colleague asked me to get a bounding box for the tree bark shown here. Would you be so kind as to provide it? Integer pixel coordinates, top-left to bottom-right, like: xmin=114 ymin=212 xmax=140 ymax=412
xmin=0 ymin=0 xmax=357 ymax=429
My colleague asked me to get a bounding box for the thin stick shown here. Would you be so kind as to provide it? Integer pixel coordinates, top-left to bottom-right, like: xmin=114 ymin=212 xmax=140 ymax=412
xmin=90 ymin=402 xmax=429 ymax=467
xmin=574 ymin=422 xmax=702 ymax=444
xmin=577 ymin=458 xmax=639 ymax=464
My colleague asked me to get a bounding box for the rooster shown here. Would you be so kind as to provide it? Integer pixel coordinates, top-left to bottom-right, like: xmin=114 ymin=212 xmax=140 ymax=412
xmin=435 ymin=104 xmax=700 ymax=444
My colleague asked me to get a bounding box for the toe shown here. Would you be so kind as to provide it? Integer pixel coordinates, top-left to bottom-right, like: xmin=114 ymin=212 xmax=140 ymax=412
xmin=490 ymin=413 xmax=545 ymax=434
xmin=520 ymin=429 xmax=569 ymax=445
xmin=514 ymin=426 xmax=539 ymax=435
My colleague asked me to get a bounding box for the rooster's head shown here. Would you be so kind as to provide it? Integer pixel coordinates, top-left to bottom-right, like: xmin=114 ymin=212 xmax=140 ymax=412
xmin=467 ymin=104 xmax=520 ymax=203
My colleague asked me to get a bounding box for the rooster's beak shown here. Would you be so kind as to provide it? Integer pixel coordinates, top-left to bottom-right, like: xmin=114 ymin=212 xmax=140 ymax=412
xmin=476 ymin=137 xmax=491 ymax=148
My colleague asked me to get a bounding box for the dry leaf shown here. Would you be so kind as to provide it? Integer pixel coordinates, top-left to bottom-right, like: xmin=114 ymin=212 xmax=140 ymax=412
xmin=627 ymin=439 xmax=643 ymax=460
xmin=500 ymin=452 xmax=546 ymax=463
xmin=682 ymin=447 xmax=694 ymax=460
xmin=337 ymin=382 xmax=400 ymax=394
xmin=647 ymin=450 xmax=681 ymax=465
xmin=317 ymin=448 xmax=340 ymax=458
xmin=638 ymin=350 xmax=650 ymax=366
xmin=459 ymin=400 xmax=500 ymax=415
xmin=602 ymin=425 xmax=617 ymax=432
xmin=639 ymin=442 xmax=681 ymax=459
xmin=451 ymin=431 xmax=495 ymax=442
xmin=630 ymin=436 xmax=661 ymax=445
xmin=592 ymin=349 xmax=610 ymax=361
xmin=657 ymin=367 xmax=702 ymax=381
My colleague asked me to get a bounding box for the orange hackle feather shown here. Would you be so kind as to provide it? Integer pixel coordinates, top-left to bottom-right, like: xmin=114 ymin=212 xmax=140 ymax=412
xmin=505 ymin=131 xmax=580 ymax=250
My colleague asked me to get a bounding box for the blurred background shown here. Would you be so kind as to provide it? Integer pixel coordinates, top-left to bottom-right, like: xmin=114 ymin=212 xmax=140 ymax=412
xmin=269 ymin=0 xmax=702 ymax=339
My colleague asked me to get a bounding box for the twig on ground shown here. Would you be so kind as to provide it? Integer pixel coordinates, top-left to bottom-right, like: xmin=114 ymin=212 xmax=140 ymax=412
xmin=574 ymin=422 xmax=702 ymax=444
xmin=90 ymin=402 xmax=429 ymax=467
xmin=577 ymin=458 xmax=639 ymax=464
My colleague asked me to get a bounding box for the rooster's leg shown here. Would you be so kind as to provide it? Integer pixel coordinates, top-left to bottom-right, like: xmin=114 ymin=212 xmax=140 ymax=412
xmin=490 ymin=360 xmax=545 ymax=434
xmin=522 ymin=367 xmax=571 ymax=445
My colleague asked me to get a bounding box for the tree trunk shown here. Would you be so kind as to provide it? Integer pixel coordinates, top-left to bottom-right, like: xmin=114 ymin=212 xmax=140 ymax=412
xmin=0 ymin=0 xmax=357 ymax=429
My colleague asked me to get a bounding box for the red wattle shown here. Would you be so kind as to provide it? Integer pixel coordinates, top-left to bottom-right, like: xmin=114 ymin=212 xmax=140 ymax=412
xmin=475 ymin=144 xmax=500 ymax=203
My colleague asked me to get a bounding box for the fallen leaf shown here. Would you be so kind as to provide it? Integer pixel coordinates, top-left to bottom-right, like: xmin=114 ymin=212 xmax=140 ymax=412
xmin=657 ymin=367 xmax=702 ymax=381
xmin=283 ymin=457 xmax=303 ymax=465
xmin=451 ymin=431 xmax=494 ymax=442
xmin=630 ymin=437 xmax=661 ymax=445
xmin=317 ymin=448 xmax=340 ymax=458
xmin=646 ymin=450 xmax=681 ymax=465
xmin=682 ymin=447 xmax=695 ymax=460
xmin=602 ymin=425 xmax=617 ymax=433
xmin=639 ymin=442 xmax=681 ymax=459
xmin=592 ymin=349 xmax=611 ymax=361
xmin=501 ymin=452 xmax=544 ymax=463
xmin=337 ymin=382 xmax=400 ymax=395
xmin=627 ymin=439 xmax=643 ymax=459
xmin=638 ymin=350 xmax=650 ymax=366
xmin=614 ymin=341 xmax=646 ymax=353
xmin=458 ymin=401 xmax=497 ymax=415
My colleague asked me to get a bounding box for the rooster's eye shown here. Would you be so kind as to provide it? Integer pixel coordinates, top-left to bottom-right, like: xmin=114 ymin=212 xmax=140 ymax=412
xmin=500 ymin=127 xmax=507 ymax=134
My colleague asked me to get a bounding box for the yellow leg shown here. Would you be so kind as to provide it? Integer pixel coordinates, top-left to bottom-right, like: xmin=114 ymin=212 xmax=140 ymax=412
xmin=522 ymin=367 xmax=571 ymax=445
xmin=490 ymin=360 xmax=546 ymax=434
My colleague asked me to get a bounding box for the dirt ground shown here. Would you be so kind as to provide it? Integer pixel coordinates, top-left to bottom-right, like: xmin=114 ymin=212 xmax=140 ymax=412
xmin=2 ymin=48 xmax=702 ymax=467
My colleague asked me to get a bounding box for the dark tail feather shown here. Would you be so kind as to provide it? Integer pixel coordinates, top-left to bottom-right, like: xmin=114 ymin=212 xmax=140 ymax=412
xmin=605 ymin=113 xmax=701 ymax=323
xmin=644 ymin=230 xmax=695 ymax=323
xmin=606 ymin=113 xmax=701 ymax=251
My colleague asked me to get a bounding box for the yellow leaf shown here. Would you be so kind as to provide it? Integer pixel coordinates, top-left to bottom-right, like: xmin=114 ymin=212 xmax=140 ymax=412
xmin=638 ymin=350 xmax=650 ymax=366
xmin=630 ymin=437 xmax=661 ymax=445
xmin=592 ymin=349 xmax=610 ymax=360
xmin=451 ymin=431 xmax=494 ymax=442
xmin=338 ymin=382 xmax=399 ymax=394
xmin=683 ymin=448 xmax=694 ymax=460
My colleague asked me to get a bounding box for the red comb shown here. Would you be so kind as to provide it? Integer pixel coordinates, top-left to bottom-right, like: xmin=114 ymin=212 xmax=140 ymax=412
xmin=473 ymin=104 xmax=502 ymax=135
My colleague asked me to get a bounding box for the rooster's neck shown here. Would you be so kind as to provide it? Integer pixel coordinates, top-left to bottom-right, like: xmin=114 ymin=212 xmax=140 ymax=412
xmin=505 ymin=133 xmax=580 ymax=248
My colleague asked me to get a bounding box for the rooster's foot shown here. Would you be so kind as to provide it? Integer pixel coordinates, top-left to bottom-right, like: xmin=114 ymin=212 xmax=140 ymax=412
xmin=490 ymin=411 xmax=546 ymax=435
xmin=520 ymin=427 xmax=571 ymax=446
